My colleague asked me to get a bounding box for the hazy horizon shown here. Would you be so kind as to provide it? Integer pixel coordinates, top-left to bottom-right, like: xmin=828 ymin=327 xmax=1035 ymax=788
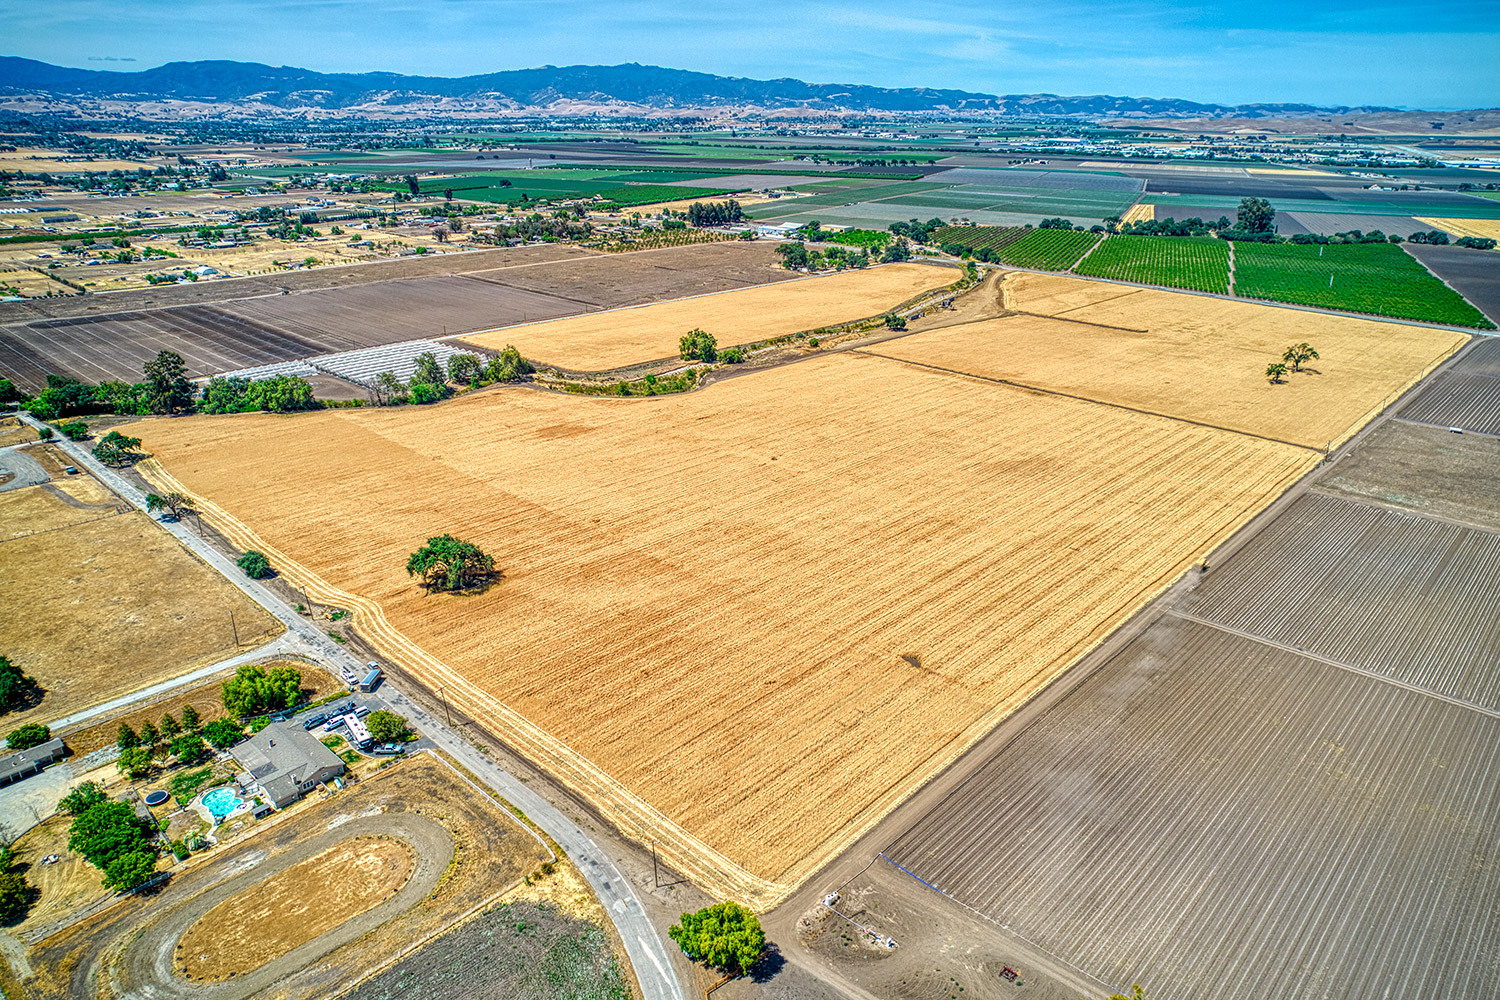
xmin=4 ymin=0 xmax=1497 ymax=111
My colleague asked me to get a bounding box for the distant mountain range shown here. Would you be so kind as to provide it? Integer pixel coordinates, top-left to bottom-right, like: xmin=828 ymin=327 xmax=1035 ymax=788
xmin=0 ymin=57 xmax=1401 ymax=118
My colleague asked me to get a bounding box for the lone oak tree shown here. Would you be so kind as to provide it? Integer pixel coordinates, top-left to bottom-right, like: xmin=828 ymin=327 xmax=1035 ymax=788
xmin=669 ymin=901 xmax=765 ymax=975
xmin=406 ymin=535 xmax=495 ymax=594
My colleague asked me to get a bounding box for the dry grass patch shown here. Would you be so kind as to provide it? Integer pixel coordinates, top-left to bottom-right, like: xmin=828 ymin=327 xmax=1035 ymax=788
xmin=0 ymin=417 xmax=32 ymax=447
xmin=460 ymin=261 xmax=952 ymax=370
xmin=873 ymin=271 xmax=1466 ymax=448
xmin=177 ymin=836 xmax=415 ymax=982
xmin=133 ymin=349 xmax=1318 ymax=904
xmin=0 ymin=475 xmax=280 ymax=729
xmin=1415 ymin=217 xmax=1500 ymax=241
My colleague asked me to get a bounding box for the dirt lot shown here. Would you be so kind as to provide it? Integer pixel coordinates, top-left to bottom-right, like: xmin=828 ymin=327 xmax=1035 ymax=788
xmin=460 ymin=261 xmax=955 ymax=370
xmin=23 ymin=753 xmax=550 ymax=1000
xmin=177 ymin=836 xmax=415 ymax=982
xmin=0 ymin=466 xmax=280 ymax=730
xmin=873 ymin=271 xmax=1467 ymax=449
xmin=1319 ymin=418 xmax=1500 ymax=530
xmin=129 ymin=344 xmax=1318 ymax=906
xmin=0 ymin=417 xmax=32 ymax=447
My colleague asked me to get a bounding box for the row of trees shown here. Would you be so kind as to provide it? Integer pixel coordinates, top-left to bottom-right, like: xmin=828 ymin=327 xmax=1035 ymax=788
xmin=115 ymin=698 xmax=248 ymax=779
xmin=61 ymin=782 xmax=157 ymax=891
xmin=17 ymin=351 xmax=194 ymax=422
xmin=685 ymin=200 xmax=744 ymax=227
xmin=200 ymin=374 xmax=318 ymax=414
xmin=775 ymin=241 xmax=872 ymax=272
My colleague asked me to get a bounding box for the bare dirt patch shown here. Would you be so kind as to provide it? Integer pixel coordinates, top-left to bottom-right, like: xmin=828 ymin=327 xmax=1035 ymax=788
xmin=0 ymin=416 xmax=32 ymax=447
xmin=177 ymin=836 xmax=415 ymax=982
xmin=0 ymin=470 xmax=281 ymax=729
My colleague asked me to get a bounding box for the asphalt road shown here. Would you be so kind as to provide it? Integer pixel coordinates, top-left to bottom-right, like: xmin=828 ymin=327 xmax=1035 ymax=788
xmin=20 ymin=413 xmax=686 ymax=1000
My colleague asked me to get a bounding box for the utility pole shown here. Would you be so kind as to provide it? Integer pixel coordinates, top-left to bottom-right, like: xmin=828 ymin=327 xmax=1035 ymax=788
xmin=437 ymin=685 xmax=453 ymax=725
xmin=229 ymin=610 xmax=239 ymax=646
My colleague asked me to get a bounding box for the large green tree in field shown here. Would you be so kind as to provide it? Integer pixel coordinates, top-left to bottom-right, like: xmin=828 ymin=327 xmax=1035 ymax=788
xmin=669 ymin=901 xmax=765 ymax=974
xmin=143 ymin=350 xmax=195 ymax=415
xmin=1236 ymin=197 xmax=1276 ymax=234
xmin=0 ymin=657 xmax=42 ymax=715
xmin=406 ymin=535 xmax=495 ymax=594
xmin=67 ymin=799 xmax=156 ymax=889
xmin=92 ymin=430 xmax=144 ymax=467
xmin=220 ymin=663 xmax=302 ymax=717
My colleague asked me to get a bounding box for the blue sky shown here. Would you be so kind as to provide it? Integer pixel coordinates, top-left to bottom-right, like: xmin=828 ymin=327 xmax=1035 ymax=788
xmin=7 ymin=0 xmax=1498 ymax=108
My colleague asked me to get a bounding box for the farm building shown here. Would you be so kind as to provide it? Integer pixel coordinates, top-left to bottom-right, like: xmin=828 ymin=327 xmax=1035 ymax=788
xmin=0 ymin=738 xmax=66 ymax=787
xmin=231 ymin=726 xmax=344 ymax=808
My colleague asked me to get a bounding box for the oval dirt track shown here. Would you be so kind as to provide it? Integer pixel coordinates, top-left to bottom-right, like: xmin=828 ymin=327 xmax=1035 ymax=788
xmin=107 ymin=812 xmax=453 ymax=1000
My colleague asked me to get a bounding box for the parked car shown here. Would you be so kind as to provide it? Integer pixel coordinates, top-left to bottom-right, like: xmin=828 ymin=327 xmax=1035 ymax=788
xmin=372 ymin=743 xmax=405 ymax=756
xmin=302 ymin=712 xmax=328 ymax=730
xmin=323 ymin=716 xmax=346 ymax=732
xmin=354 ymin=705 xmax=371 ymax=718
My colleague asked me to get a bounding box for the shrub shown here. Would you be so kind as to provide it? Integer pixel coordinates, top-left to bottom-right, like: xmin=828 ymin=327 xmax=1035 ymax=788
xmin=408 ymin=382 xmax=443 ymax=405
xmin=884 ymin=313 xmax=907 ymax=330
xmin=236 ymin=550 xmax=272 ymax=579
xmin=679 ymin=328 xmax=718 ymax=363
xmin=169 ymin=734 xmax=208 ymax=765
xmin=201 ymin=718 xmax=245 ymax=749
xmin=719 ymin=347 xmax=744 ymax=364
xmin=366 ymin=710 xmax=412 ymax=743
xmin=6 ymin=723 xmax=50 ymax=750
xmin=36 ymin=426 xmax=53 ymax=441
xmin=57 ymin=420 xmax=88 ymax=440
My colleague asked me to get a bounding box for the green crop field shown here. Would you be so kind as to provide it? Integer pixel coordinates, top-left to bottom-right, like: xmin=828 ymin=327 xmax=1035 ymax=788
xmin=1233 ymin=242 xmax=1494 ymax=328
xmin=1074 ymin=235 xmax=1230 ymax=293
xmin=992 ymin=229 xmax=1103 ymax=271
xmin=595 ymin=184 xmax=739 ymax=206
xmin=931 ymin=225 xmax=1027 ymax=253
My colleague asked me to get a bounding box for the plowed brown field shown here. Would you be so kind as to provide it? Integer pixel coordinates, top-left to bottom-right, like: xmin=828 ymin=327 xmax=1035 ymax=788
xmin=458 ymin=262 xmax=954 ymax=370
xmin=133 ymin=345 xmax=1320 ymax=906
xmin=871 ymin=272 xmax=1465 ymax=449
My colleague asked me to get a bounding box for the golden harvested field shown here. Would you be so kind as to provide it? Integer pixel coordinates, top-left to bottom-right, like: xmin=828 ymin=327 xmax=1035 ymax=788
xmin=177 ymin=836 xmax=416 ymax=982
xmin=1416 ymin=216 xmax=1500 ymax=241
xmin=0 ymin=475 xmax=280 ymax=729
xmin=1120 ymin=202 xmax=1155 ymax=225
xmin=135 ymin=346 xmax=1319 ymax=906
xmin=871 ymin=271 xmax=1463 ymax=448
xmin=460 ymin=261 xmax=952 ymax=370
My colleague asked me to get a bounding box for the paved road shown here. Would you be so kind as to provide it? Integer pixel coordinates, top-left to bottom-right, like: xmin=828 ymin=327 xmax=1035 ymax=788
xmin=47 ymin=633 xmax=300 ymax=732
xmin=18 ymin=414 xmax=686 ymax=1000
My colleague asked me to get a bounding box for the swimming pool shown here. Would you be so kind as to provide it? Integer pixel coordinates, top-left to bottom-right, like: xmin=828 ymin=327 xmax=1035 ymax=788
xmin=201 ymin=787 xmax=243 ymax=819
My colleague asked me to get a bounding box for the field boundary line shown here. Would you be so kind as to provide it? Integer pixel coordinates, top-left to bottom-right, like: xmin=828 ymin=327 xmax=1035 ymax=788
xmin=852 ymin=349 xmax=1325 ymax=453
xmin=133 ymin=458 xmax=787 ymax=910
xmin=1068 ymin=231 xmax=1108 ymax=272
xmin=1166 ymin=611 xmax=1500 ymax=722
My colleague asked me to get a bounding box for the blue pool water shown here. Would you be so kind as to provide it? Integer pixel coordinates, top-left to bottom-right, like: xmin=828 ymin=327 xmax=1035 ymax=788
xmin=202 ymin=787 xmax=243 ymax=819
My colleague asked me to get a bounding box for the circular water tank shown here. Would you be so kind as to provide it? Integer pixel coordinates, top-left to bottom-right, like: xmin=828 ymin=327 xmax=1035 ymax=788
xmin=143 ymin=790 xmax=169 ymax=807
